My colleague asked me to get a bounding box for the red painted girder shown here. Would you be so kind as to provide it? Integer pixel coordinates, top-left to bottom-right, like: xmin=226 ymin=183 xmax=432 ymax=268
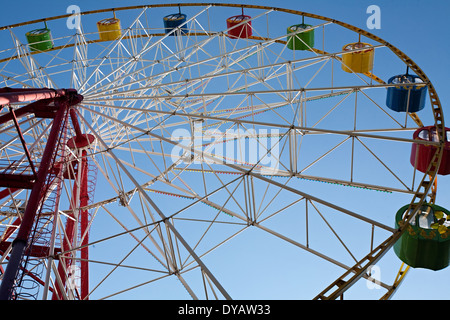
xmin=0 ymin=174 xmax=35 ymax=189
xmin=0 ymin=87 xmax=68 ymax=105
xmin=0 ymin=88 xmax=81 ymax=124
xmin=0 ymin=188 xmax=19 ymax=200
xmin=0 ymin=241 xmax=61 ymax=258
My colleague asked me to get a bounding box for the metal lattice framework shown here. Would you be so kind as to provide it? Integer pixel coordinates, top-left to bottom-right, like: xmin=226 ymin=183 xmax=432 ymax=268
xmin=0 ymin=3 xmax=445 ymax=300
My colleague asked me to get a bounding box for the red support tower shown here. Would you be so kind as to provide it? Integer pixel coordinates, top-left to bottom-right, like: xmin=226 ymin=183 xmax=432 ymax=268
xmin=52 ymin=109 xmax=94 ymax=300
xmin=0 ymin=87 xmax=89 ymax=300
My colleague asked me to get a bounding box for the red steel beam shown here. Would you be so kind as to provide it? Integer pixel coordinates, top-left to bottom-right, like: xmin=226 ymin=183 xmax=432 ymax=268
xmin=0 ymin=88 xmax=78 ymax=125
xmin=52 ymin=166 xmax=78 ymax=300
xmin=69 ymin=108 xmax=83 ymax=138
xmin=0 ymin=174 xmax=35 ymax=189
xmin=0 ymin=102 xmax=68 ymax=300
xmin=79 ymin=150 xmax=90 ymax=300
xmin=0 ymin=103 xmax=67 ymax=299
xmin=0 ymin=88 xmax=83 ymax=300
xmin=69 ymin=109 xmax=92 ymax=300
xmin=0 ymin=188 xmax=19 ymax=201
xmin=0 ymin=241 xmax=61 ymax=258
xmin=0 ymin=97 xmax=58 ymax=125
xmin=0 ymin=248 xmax=57 ymax=295
xmin=53 ymin=120 xmax=91 ymax=300
xmin=0 ymin=87 xmax=68 ymax=105
xmin=9 ymin=106 xmax=37 ymax=177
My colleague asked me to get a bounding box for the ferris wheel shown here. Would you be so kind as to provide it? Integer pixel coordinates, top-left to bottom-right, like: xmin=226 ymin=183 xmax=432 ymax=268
xmin=0 ymin=3 xmax=448 ymax=300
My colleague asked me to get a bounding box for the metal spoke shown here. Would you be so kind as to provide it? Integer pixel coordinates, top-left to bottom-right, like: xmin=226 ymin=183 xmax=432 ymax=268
xmin=0 ymin=3 xmax=444 ymax=301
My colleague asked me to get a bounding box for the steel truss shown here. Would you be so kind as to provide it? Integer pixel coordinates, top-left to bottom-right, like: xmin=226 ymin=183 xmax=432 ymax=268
xmin=0 ymin=4 xmax=445 ymax=300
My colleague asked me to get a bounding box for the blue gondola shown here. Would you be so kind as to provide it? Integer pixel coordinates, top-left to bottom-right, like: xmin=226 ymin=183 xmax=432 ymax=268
xmin=163 ymin=13 xmax=187 ymax=35
xmin=386 ymin=73 xmax=427 ymax=112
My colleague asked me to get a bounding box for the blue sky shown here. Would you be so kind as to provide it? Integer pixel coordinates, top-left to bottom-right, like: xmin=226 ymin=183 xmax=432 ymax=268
xmin=1 ymin=0 xmax=449 ymax=300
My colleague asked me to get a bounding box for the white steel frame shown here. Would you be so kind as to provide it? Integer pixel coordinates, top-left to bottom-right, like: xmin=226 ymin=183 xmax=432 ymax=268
xmin=0 ymin=4 xmax=444 ymax=300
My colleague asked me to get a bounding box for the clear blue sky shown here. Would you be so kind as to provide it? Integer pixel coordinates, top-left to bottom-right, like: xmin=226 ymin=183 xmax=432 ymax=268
xmin=1 ymin=0 xmax=449 ymax=300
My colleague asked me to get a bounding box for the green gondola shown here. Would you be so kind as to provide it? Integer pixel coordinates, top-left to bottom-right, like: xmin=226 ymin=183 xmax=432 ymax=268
xmin=394 ymin=203 xmax=450 ymax=271
xmin=26 ymin=28 xmax=53 ymax=52
xmin=287 ymin=23 xmax=314 ymax=51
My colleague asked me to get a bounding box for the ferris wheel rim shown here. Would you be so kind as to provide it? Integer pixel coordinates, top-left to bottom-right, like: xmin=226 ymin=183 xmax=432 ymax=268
xmin=0 ymin=2 xmax=443 ymax=142
xmin=0 ymin=3 xmax=445 ymax=300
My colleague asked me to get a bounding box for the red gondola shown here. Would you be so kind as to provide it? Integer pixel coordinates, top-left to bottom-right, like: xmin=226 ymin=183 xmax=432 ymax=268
xmin=226 ymin=14 xmax=252 ymax=38
xmin=410 ymin=126 xmax=450 ymax=175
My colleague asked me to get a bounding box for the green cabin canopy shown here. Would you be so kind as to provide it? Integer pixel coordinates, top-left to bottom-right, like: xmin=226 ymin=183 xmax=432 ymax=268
xmin=394 ymin=203 xmax=450 ymax=271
